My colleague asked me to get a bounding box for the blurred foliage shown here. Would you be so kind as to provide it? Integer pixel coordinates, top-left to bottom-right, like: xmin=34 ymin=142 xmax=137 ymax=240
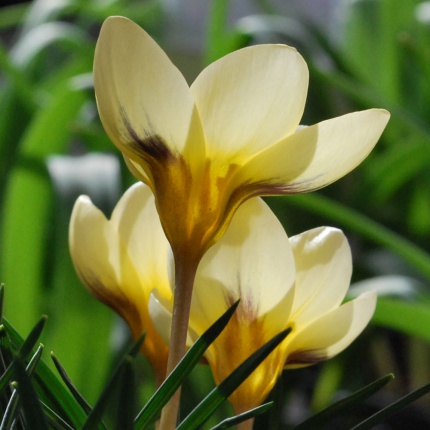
xmin=1 ymin=0 xmax=430 ymax=428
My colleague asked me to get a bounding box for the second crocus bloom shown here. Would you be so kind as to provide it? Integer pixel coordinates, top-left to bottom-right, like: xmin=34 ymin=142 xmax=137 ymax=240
xmin=69 ymin=183 xmax=173 ymax=383
xmin=150 ymin=198 xmax=376 ymax=414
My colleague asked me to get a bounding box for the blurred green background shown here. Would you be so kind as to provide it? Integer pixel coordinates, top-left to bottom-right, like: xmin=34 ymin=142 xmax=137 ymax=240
xmin=1 ymin=0 xmax=430 ymax=428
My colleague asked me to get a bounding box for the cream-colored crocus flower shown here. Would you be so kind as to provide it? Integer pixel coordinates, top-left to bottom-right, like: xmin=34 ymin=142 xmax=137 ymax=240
xmin=149 ymin=198 xmax=377 ymax=415
xmin=94 ymin=16 xmax=390 ymax=261
xmin=69 ymin=182 xmax=172 ymax=383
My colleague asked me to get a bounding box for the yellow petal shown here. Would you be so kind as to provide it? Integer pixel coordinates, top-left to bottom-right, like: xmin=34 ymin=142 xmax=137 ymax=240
xmin=190 ymin=197 xmax=295 ymax=334
xmin=69 ymin=194 xmax=142 ymax=326
xmin=289 ymin=227 xmax=352 ymax=327
xmin=285 ymin=292 xmax=376 ymax=367
xmin=191 ymin=44 xmax=308 ymax=160
xmin=238 ymin=109 xmax=390 ymax=193
xmin=94 ymin=16 xmax=205 ymax=166
xmin=110 ymin=183 xmax=172 ymax=299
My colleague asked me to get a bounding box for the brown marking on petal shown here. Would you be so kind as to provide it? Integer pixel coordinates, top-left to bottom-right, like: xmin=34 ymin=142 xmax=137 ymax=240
xmin=120 ymin=107 xmax=174 ymax=162
xmin=287 ymin=349 xmax=327 ymax=365
xmin=78 ymin=269 xmax=142 ymax=334
xmin=223 ymin=276 xmax=259 ymax=321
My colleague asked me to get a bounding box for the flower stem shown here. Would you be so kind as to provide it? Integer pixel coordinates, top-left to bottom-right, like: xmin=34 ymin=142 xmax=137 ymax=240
xmin=159 ymin=255 xmax=199 ymax=430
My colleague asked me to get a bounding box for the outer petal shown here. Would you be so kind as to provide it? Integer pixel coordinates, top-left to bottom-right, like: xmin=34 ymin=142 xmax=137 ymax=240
xmin=190 ymin=197 xmax=296 ymax=334
xmin=191 ymin=44 xmax=308 ymax=160
xmin=284 ymin=292 xmax=376 ymax=367
xmin=94 ymin=16 xmax=205 ymax=165
xmin=148 ymin=291 xmax=195 ymax=348
xmin=237 ymin=109 xmax=390 ymax=193
xmin=69 ymin=194 xmax=143 ymax=328
xmin=110 ymin=183 xmax=172 ymax=300
xmin=289 ymin=227 xmax=352 ymax=326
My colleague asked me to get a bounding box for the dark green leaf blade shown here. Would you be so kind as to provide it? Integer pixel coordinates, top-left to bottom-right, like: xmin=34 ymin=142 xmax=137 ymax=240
xmin=51 ymin=352 xmax=92 ymax=416
xmin=81 ymin=335 xmax=145 ymax=430
xmin=293 ymin=374 xmax=394 ymax=430
xmin=209 ymin=402 xmax=274 ymax=430
xmin=114 ymin=357 xmax=135 ymax=430
xmin=0 ymin=316 xmax=46 ymax=393
xmin=1 ymin=345 xmax=44 ymax=430
xmin=351 ymin=380 xmax=430 ymax=430
xmin=3 ymin=318 xmax=87 ymax=428
xmin=134 ymin=300 xmax=239 ymax=429
xmin=13 ymin=355 xmax=49 ymax=430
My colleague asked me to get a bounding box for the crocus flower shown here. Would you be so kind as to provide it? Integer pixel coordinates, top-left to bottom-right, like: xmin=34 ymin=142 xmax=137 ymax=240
xmin=94 ymin=16 xmax=390 ymax=260
xmin=149 ymin=197 xmax=376 ymax=415
xmin=69 ymin=182 xmax=172 ymax=383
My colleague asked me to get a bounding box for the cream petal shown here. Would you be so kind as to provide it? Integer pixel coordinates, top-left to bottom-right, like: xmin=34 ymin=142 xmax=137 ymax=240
xmin=110 ymin=183 xmax=173 ymax=300
xmin=289 ymin=227 xmax=352 ymax=326
xmin=191 ymin=44 xmax=308 ymax=160
xmin=285 ymin=292 xmax=376 ymax=367
xmin=94 ymin=16 xmax=205 ymax=164
xmin=69 ymin=195 xmax=141 ymax=308
xmin=191 ymin=197 xmax=295 ymax=332
xmin=149 ymin=291 xmax=195 ymax=347
xmin=123 ymin=156 xmax=151 ymax=185
xmin=239 ymin=109 xmax=390 ymax=192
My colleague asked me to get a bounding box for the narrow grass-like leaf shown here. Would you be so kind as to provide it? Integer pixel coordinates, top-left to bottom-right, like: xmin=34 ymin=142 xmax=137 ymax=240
xmin=13 ymin=355 xmax=49 ymax=430
xmin=3 ymin=318 xmax=87 ymax=428
xmin=114 ymin=357 xmax=135 ymax=430
xmin=1 ymin=345 xmax=44 ymax=430
xmin=41 ymin=402 xmax=75 ymax=430
xmin=373 ymin=298 xmax=430 ymax=342
xmin=209 ymin=402 xmax=274 ymax=430
xmin=351 ymin=380 xmax=430 ymax=430
xmin=51 ymin=352 xmax=92 ymax=415
xmin=134 ymin=301 xmax=239 ymax=429
xmin=293 ymin=374 xmax=394 ymax=430
xmin=0 ymin=316 xmax=46 ymax=392
xmin=1 ymin=387 xmax=20 ymax=430
xmin=81 ymin=335 xmax=145 ymax=430
xmin=177 ymin=328 xmax=291 ymax=430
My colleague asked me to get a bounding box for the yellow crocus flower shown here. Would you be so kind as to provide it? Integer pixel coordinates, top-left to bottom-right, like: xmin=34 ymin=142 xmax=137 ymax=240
xmin=149 ymin=197 xmax=376 ymax=416
xmin=93 ymin=16 xmax=390 ymax=261
xmin=69 ymin=183 xmax=172 ymax=384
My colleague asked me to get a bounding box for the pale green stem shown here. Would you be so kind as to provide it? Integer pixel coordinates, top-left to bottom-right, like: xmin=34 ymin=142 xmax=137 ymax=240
xmin=159 ymin=255 xmax=199 ymax=430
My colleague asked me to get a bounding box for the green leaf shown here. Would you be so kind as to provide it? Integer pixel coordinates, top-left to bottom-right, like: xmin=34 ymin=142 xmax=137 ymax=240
xmin=177 ymin=328 xmax=291 ymax=430
xmin=51 ymin=353 xmax=93 ymax=416
xmin=1 ymin=74 xmax=87 ymax=334
xmin=13 ymin=355 xmax=49 ymax=430
xmin=373 ymin=297 xmax=430 ymax=342
xmin=41 ymin=402 xmax=76 ymax=430
xmin=114 ymin=357 xmax=135 ymax=430
xmin=0 ymin=316 xmax=46 ymax=393
xmin=3 ymin=318 xmax=87 ymax=428
xmin=293 ymin=374 xmax=394 ymax=430
xmin=81 ymin=335 xmax=145 ymax=430
xmin=351 ymin=380 xmax=430 ymax=430
xmin=209 ymin=402 xmax=274 ymax=430
xmin=0 ymin=345 xmax=44 ymax=430
xmin=134 ymin=301 xmax=239 ymax=429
